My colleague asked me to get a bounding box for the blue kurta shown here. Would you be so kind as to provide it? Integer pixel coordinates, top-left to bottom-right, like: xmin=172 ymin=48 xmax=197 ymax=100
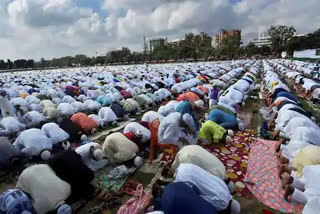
xmin=175 ymin=101 xmax=199 ymax=131
xmin=207 ymin=109 xmax=237 ymax=129
xmin=154 ymin=182 xmax=217 ymax=214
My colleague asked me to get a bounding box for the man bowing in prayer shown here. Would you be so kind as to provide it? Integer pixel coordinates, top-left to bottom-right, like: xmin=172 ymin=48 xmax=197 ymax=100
xmin=158 ymin=112 xmax=196 ymax=149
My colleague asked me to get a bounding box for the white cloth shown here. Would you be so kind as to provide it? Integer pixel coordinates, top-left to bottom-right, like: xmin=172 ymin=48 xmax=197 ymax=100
xmin=23 ymin=111 xmax=46 ymax=128
xmin=75 ymin=142 xmax=107 ymax=171
xmin=281 ymin=117 xmax=318 ymax=139
xmin=275 ymin=110 xmax=309 ymax=130
xmin=0 ymin=95 xmax=15 ymax=118
xmin=40 ymin=100 xmax=56 ymax=108
xmin=123 ymin=122 xmax=151 ymax=143
xmin=25 ymin=95 xmax=40 ymax=104
xmin=303 ymin=197 xmax=320 ymax=214
xmin=158 ymin=112 xmax=183 ymax=147
xmin=57 ymin=103 xmax=76 ymax=117
xmin=84 ymin=100 xmax=101 ymax=112
xmin=282 ymin=140 xmax=312 ymax=161
xmin=0 ymin=117 xmax=25 ymax=134
xmin=98 ymin=107 xmax=117 ymax=123
xmin=13 ymin=129 xmax=52 ymax=156
xmin=102 ymin=132 xmax=138 ymax=163
xmin=41 ymin=123 xmax=69 ymax=144
xmin=71 ymin=101 xmax=86 ymax=113
xmin=141 ymin=111 xmax=164 ymax=123
xmin=290 ymin=127 xmax=320 ymax=146
xmin=302 ymin=165 xmax=320 ymax=202
xmin=158 ymin=101 xmax=179 ymax=116
xmin=172 ymin=145 xmax=226 ymax=180
xmin=16 ymin=164 xmax=71 ymax=214
xmin=175 ymin=164 xmax=232 ymax=211
xmin=62 ymin=96 xmax=76 ymax=104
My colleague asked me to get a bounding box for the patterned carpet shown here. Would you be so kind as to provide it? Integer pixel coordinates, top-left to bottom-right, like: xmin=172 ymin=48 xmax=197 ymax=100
xmin=203 ymin=129 xmax=257 ymax=198
xmin=244 ymin=138 xmax=302 ymax=213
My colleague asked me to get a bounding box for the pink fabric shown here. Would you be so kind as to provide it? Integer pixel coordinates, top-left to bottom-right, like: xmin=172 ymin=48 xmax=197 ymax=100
xmin=244 ymin=138 xmax=301 ymax=213
xmin=117 ymin=184 xmax=152 ymax=214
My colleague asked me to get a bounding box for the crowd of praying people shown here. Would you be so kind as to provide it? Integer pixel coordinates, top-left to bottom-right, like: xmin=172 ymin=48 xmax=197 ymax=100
xmin=0 ymin=59 xmax=319 ymax=213
xmin=262 ymin=60 xmax=320 ymax=213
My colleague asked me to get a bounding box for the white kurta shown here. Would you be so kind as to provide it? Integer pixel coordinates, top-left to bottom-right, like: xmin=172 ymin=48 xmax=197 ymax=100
xmin=13 ymin=129 xmax=52 ymax=156
xmin=102 ymin=132 xmax=138 ymax=163
xmin=123 ymin=122 xmax=151 ymax=143
xmin=0 ymin=117 xmax=26 ymax=134
xmin=141 ymin=111 xmax=164 ymax=123
xmin=41 ymin=123 xmax=69 ymax=144
xmin=16 ymin=164 xmax=71 ymax=214
xmin=281 ymin=117 xmax=318 ymax=139
xmin=75 ymin=142 xmax=107 ymax=171
xmin=175 ymin=164 xmax=231 ymax=211
xmin=98 ymin=107 xmax=117 ymax=123
xmin=158 ymin=112 xmax=183 ymax=148
xmin=290 ymin=127 xmax=320 ymax=146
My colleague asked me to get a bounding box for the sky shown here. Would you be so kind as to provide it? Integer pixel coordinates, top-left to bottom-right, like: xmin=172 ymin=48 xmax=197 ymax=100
xmin=0 ymin=0 xmax=319 ymax=60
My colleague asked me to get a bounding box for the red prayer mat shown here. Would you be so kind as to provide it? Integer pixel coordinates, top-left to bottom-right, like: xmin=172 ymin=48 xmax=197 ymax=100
xmin=203 ymin=129 xmax=257 ymax=198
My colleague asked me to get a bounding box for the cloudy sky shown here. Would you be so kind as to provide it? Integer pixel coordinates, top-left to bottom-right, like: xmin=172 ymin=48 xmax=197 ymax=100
xmin=0 ymin=0 xmax=319 ymax=60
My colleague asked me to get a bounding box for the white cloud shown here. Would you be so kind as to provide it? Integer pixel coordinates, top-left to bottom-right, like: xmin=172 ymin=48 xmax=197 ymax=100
xmin=0 ymin=0 xmax=319 ymax=60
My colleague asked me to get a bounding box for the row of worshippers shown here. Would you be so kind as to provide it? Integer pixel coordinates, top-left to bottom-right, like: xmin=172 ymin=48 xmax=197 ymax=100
xmin=271 ymin=60 xmax=320 ymax=104
xmin=262 ymin=61 xmax=320 ymax=213
xmin=197 ymin=62 xmax=260 ymax=146
xmin=0 ymin=61 xmax=254 ymax=213
xmin=0 ymin=60 xmax=247 ymax=172
xmin=0 ymin=98 xmax=210 ymax=214
xmin=0 ymin=62 xmax=228 ymax=140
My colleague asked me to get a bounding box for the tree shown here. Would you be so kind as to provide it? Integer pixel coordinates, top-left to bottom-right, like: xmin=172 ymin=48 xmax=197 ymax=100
xmin=217 ymin=36 xmax=241 ymax=59
xmin=0 ymin=60 xmax=5 ymax=70
xmin=268 ymin=25 xmax=296 ymax=57
xmin=6 ymin=59 xmax=14 ymax=69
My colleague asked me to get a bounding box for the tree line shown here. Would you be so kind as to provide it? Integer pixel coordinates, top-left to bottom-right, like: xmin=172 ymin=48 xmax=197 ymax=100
xmin=0 ymin=25 xmax=319 ymax=70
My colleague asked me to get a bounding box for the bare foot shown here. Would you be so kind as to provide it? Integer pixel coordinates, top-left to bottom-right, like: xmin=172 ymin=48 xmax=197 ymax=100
xmin=279 ymin=155 xmax=289 ymax=164
xmin=281 ymin=172 xmax=293 ymax=188
xmin=284 ymin=185 xmax=295 ymax=201
xmin=278 ymin=164 xmax=291 ymax=177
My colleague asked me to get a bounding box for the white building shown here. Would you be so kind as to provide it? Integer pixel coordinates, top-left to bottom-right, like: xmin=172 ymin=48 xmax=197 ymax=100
xmin=251 ymin=32 xmax=272 ymax=47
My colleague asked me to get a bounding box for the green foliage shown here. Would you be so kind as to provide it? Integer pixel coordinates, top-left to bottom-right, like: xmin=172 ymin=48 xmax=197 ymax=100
xmin=268 ymin=25 xmax=296 ymax=56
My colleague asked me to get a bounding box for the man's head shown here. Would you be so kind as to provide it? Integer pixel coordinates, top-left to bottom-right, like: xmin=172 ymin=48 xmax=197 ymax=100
xmin=40 ymin=150 xmax=51 ymax=161
xmin=90 ymin=146 xmax=104 ymax=161
xmin=134 ymin=131 xmax=143 ymax=142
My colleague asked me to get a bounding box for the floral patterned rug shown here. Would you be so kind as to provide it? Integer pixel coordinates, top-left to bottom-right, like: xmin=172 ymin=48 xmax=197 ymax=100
xmin=203 ymin=129 xmax=257 ymax=198
xmin=244 ymin=138 xmax=302 ymax=213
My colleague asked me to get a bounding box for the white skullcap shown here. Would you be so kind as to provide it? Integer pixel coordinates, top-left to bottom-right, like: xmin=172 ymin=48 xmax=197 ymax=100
xmin=40 ymin=150 xmax=51 ymax=160
xmin=80 ymin=134 xmax=88 ymax=141
xmin=227 ymin=129 xmax=234 ymax=137
xmin=134 ymin=156 xmax=143 ymax=167
xmin=93 ymin=149 xmax=104 ymax=161
xmin=194 ymin=100 xmax=204 ymax=108
xmin=226 ymin=135 xmax=232 ymax=144
xmin=62 ymin=141 xmax=70 ymax=150
xmin=57 ymin=204 xmax=72 ymax=214
xmin=182 ymin=113 xmax=194 ymax=129
xmin=231 ymin=199 xmax=241 ymax=214
xmin=135 ymin=131 xmax=143 ymax=138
